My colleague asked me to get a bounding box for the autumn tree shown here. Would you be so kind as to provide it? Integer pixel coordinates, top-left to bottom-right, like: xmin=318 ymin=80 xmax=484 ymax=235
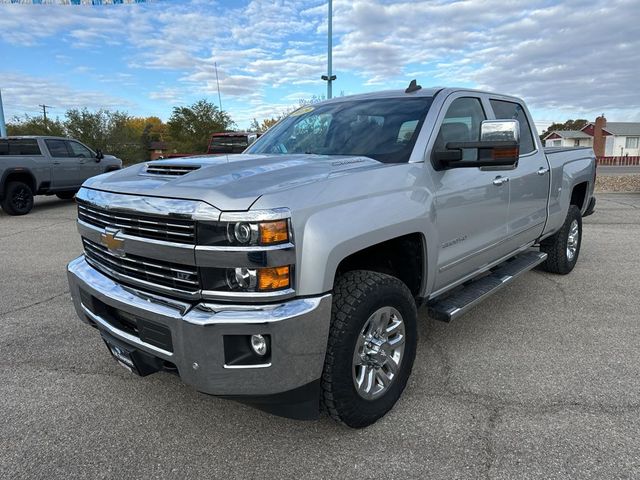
xmin=167 ymin=99 xmax=234 ymax=153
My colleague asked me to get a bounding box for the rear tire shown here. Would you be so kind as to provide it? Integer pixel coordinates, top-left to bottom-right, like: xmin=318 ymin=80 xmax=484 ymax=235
xmin=321 ymin=270 xmax=417 ymax=428
xmin=540 ymin=204 xmax=582 ymax=274
xmin=56 ymin=191 xmax=77 ymax=200
xmin=1 ymin=181 xmax=34 ymax=216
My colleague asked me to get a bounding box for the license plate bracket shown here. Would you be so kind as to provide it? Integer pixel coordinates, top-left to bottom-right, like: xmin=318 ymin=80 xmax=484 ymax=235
xmin=101 ymin=332 xmax=164 ymax=377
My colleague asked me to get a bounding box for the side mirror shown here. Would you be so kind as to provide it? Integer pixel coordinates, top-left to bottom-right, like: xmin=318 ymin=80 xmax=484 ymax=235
xmin=247 ymin=134 xmax=258 ymax=146
xmin=95 ymin=149 xmax=104 ymax=162
xmin=434 ymin=120 xmax=520 ymax=169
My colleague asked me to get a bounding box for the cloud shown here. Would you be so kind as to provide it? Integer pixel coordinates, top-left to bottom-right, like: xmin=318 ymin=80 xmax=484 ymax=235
xmin=0 ymin=0 xmax=638 ymax=125
xmin=0 ymin=72 xmax=132 ymax=118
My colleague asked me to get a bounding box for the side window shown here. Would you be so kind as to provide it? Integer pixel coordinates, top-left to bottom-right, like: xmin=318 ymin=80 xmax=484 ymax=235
xmin=7 ymin=139 xmax=42 ymax=155
xmin=490 ymin=99 xmax=536 ymax=154
xmin=434 ymin=97 xmax=486 ymax=161
xmin=67 ymin=141 xmax=93 ymax=158
xmin=45 ymin=139 xmax=70 ymax=158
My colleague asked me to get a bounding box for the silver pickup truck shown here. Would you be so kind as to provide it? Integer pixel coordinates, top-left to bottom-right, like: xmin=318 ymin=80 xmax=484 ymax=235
xmin=67 ymin=85 xmax=596 ymax=428
xmin=0 ymin=136 xmax=122 ymax=215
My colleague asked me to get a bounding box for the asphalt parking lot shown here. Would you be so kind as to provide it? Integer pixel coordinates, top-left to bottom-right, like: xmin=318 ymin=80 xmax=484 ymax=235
xmin=1 ymin=193 xmax=639 ymax=479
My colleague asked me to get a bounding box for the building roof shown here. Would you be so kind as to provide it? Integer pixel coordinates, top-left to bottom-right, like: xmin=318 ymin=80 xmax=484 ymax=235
xmin=543 ymin=130 xmax=591 ymax=140
xmin=602 ymin=122 xmax=640 ymax=136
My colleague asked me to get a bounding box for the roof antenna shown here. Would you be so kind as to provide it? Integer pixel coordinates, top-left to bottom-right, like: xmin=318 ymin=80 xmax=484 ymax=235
xmin=405 ymin=79 xmax=422 ymax=93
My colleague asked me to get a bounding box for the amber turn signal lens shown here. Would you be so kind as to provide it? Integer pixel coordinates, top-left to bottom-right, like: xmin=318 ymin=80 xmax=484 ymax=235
xmin=258 ymin=266 xmax=290 ymax=291
xmin=259 ymin=220 xmax=289 ymax=244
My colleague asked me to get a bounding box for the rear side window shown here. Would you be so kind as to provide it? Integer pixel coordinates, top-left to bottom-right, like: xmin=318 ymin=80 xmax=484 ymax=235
xmin=490 ymin=100 xmax=536 ymax=154
xmin=45 ymin=139 xmax=70 ymax=158
xmin=0 ymin=139 xmax=42 ymax=155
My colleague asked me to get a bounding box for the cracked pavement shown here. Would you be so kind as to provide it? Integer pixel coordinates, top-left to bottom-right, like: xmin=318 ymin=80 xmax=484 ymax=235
xmin=1 ymin=194 xmax=639 ymax=479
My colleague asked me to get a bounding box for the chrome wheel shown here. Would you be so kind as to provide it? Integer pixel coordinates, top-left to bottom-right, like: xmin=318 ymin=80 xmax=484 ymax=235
xmin=352 ymin=306 xmax=405 ymax=400
xmin=566 ymin=219 xmax=579 ymax=261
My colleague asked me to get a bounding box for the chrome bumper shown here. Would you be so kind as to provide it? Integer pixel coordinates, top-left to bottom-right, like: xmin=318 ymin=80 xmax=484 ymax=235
xmin=67 ymin=256 xmax=332 ymax=396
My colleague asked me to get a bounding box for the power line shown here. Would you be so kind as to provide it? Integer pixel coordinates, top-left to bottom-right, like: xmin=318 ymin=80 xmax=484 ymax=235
xmin=39 ymin=104 xmax=53 ymax=132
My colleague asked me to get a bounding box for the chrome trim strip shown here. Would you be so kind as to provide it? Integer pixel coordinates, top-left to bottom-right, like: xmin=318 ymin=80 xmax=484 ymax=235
xmin=200 ymin=288 xmax=296 ymax=303
xmin=224 ymin=363 xmax=272 ymax=369
xmin=220 ymin=207 xmax=291 ymax=222
xmin=195 ymin=243 xmax=296 ymax=268
xmin=77 ymin=187 xmax=221 ymax=221
xmin=81 ymin=303 xmax=174 ymax=358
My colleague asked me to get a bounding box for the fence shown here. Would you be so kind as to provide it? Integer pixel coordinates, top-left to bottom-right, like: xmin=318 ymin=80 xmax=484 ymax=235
xmin=597 ymin=156 xmax=640 ymax=166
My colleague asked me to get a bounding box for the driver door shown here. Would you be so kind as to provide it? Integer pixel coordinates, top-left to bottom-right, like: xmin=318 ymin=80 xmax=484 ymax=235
xmin=430 ymin=95 xmax=512 ymax=291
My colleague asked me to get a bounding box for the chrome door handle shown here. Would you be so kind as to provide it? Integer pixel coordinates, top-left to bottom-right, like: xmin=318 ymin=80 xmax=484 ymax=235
xmin=493 ymin=176 xmax=509 ymax=186
xmin=537 ymin=167 xmax=550 ymax=175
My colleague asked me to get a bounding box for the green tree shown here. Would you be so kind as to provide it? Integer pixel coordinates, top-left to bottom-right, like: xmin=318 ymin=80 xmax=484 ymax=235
xmin=167 ymin=99 xmax=235 ymax=153
xmin=7 ymin=114 xmax=65 ymax=136
xmin=540 ymin=119 xmax=589 ymax=140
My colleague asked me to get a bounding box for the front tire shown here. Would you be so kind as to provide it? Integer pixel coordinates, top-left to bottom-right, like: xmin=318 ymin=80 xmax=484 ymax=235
xmin=1 ymin=181 xmax=34 ymax=216
xmin=321 ymin=270 xmax=417 ymax=428
xmin=540 ymin=204 xmax=582 ymax=274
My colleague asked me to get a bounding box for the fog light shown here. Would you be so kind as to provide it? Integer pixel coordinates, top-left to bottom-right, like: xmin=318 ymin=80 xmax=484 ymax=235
xmin=250 ymin=334 xmax=268 ymax=356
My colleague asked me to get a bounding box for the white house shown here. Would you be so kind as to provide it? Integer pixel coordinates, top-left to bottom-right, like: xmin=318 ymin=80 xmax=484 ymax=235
xmin=544 ymin=118 xmax=640 ymax=157
xmin=544 ymin=130 xmax=593 ymax=148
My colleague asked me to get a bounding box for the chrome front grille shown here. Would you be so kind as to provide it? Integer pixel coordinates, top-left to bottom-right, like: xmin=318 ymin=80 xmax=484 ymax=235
xmin=145 ymin=164 xmax=200 ymax=176
xmin=83 ymin=238 xmax=200 ymax=295
xmin=77 ymin=200 xmax=196 ymax=244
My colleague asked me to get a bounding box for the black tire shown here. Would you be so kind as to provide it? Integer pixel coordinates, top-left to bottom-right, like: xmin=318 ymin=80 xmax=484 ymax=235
xmin=540 ymin=204 xmax=582 ymax=274
xmin=321 ymin=270 xmax=417 ymax=428
xmin=56 ymin=191 xmax=77 ymax=200
xmin=1 ymin=181 xmax=34 ymax=216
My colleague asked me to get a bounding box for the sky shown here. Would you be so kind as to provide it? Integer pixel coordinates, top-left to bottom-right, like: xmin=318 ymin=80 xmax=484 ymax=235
xmin=0 ymin=0 xmax=639 ymax=132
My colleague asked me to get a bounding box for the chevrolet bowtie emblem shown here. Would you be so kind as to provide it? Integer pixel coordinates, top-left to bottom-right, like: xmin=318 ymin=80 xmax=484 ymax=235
xmin=101 ymin=227 xmax=125 ymax=256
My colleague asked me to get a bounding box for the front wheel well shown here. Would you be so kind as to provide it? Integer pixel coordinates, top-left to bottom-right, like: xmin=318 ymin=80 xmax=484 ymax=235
xmin=2 ymin=171 xmax=37 ymax=195
xmin=335 ymin=233 xmax=425 ymax=297
xmin=570 ymin=181 xmax=589 ymax=210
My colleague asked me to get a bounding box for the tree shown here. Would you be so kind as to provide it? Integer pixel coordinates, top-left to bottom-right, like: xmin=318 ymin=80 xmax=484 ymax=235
xmin=7 ymin=114 xmax=65 ymax=136
xmin=540 ymin=119 xmax=589 ymax=140
xmin=167 ymin=99 xmax=235 ymax=153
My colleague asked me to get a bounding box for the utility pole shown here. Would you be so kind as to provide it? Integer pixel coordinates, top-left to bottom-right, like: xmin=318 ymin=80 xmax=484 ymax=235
xmin=39 ymin=104 xmax=53 ymax=132
xmin=0 ymin=89 xmax=7 ymax=138
xmin=321 ymin=0 xmax=336 ymax=99
xmin=214 ymin=62 xmax=223 ymax=113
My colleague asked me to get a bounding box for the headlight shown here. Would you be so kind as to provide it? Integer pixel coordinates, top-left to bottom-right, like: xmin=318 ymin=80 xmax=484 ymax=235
xmin=198 ymin=220 xmax=290 ymax=246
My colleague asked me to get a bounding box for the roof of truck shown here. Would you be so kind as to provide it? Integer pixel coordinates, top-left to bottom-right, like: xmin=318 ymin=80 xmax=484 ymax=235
xmin=3 ymin=136 xmax=71 ymax=140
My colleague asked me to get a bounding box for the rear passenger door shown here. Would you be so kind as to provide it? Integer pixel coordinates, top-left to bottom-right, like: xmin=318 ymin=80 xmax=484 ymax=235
xmin=489 ymin=99 xmax=550 ymax=250
xmin=46 ymin=139 xmax=89 ymax=189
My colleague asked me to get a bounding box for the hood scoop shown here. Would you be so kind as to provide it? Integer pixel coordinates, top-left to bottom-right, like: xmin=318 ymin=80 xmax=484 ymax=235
xmin=144 ymin=163 xmax=201 ymax=176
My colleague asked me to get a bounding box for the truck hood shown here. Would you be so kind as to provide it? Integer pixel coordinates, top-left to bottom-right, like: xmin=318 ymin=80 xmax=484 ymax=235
xmin=83 ymin=154 xmax=384 ymax=211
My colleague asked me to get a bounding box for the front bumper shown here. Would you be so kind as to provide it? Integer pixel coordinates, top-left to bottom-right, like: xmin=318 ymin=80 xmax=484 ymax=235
xmin=67 ymin=256 xmax=332 ymax=416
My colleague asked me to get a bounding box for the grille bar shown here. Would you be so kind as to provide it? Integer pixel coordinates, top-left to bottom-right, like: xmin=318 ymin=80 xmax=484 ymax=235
xmin=77 ymin=201 xmax=196 ymax=244
xmin=83 ymin=238 xmax=200 ymax=294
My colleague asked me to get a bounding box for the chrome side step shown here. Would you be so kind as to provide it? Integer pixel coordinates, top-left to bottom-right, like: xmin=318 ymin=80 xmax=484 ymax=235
xmin=427 ymin=251 xmax=547 ymax=323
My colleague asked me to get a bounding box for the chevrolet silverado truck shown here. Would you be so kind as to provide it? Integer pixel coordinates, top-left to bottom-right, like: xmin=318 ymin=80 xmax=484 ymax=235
xmin=67 ymin=84 xmax=596 ymax=428
xmin=0 ymin=136 xmax=122 ymax=215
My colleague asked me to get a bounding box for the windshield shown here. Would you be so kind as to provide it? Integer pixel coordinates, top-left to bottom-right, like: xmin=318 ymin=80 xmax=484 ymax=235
xmin=246 ymin=97 xmax=433 ymax=163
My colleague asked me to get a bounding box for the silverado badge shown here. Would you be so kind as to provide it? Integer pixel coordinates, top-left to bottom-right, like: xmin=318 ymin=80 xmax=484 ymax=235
xmin=101 ymin=227 xmax=125 ymax=257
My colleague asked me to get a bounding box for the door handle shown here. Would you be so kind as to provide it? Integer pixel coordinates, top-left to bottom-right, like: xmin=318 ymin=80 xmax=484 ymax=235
xmin=492 ymin=176 xmax=509 ymax=186
xmin=537 ymin=167 xmax=550 ymax=175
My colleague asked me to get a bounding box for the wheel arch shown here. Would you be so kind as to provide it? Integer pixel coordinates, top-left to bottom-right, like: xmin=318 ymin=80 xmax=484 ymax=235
xmin=0 ymin=168 xmax=37 ymax=199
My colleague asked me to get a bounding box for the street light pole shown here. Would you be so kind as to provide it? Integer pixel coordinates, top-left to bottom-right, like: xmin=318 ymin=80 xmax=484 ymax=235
xmin=0 ymin=89 xmax=7 ymax=138
xmin=321 ymin=0 xmax=336 ymax=99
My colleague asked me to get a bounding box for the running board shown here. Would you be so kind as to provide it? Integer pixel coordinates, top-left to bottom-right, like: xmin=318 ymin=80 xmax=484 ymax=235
xmin=427 ymin=251 xmax=547 ymax=323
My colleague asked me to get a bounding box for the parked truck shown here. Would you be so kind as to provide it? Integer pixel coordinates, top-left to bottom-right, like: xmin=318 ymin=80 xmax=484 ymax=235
xmin=67 ymin=84 xmax=596 ymax=428
xmin=0 ymin=136 xmax=122 ymax=215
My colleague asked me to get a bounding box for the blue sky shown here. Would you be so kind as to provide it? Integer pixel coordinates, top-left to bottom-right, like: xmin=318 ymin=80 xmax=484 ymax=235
xmin=1 ymin=0 xmax=639 ymax=131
